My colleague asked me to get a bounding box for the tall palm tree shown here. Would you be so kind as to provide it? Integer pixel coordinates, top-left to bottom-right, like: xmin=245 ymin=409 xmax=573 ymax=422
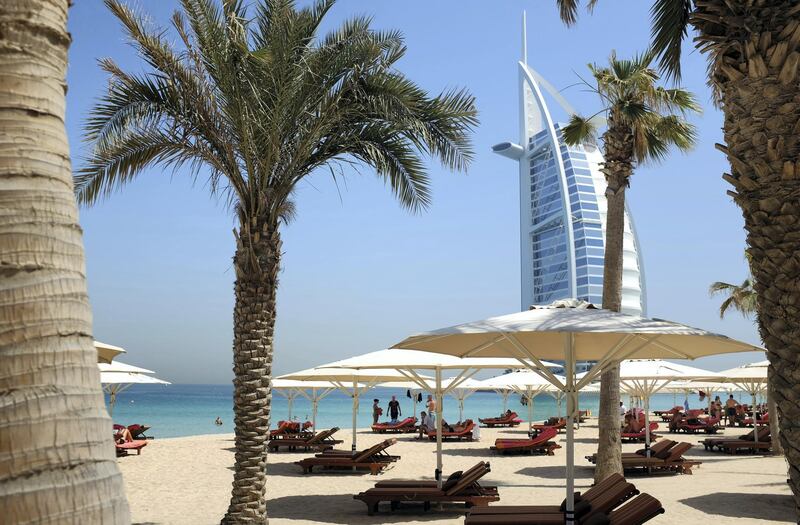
xmin=561 ymin=52 xmax=699 ymax=482
xmin=0 ymin=0 xmax=130 ymax=522
xmin=556 ymin=1 xmax=800 ymax=509
xmin=710 ymin=268 xmax=783 ymax=455
xmin=76 ymin=0 xmax=477 ymax=522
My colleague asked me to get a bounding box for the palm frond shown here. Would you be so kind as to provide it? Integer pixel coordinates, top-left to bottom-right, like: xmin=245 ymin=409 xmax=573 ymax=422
xmin=561 ymin=114 xmax=598 ymax=147
xmin=649 ymin=0 xmax=692 ymax=81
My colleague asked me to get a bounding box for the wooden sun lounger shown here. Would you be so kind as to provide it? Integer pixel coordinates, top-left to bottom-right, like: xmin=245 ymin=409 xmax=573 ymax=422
xmin=374 ymin=462 xmax=488 ymax=489
xmin=532 ymin=418 xmax=566 ymax=432
xmin=586 ymin=439 xmax=676 ymax=464
xmin=702 ymin=427 xmax=768 ymax=451
xmin=428 ymin=420 xmax=475 ymax=441
xmin=354 ymin=462 xmax=499 ymax=514
xmin=717 ymin=428 xmax=772 ymax=454
xmin=116 ymin=439 xmax=147 ymax=456
xmin=296 ymin=439 xmax=398 ymax=475
xmin=607 ymin=493 xmax=665 ymax=524
xmin=618 ymin=442 xmax=701 ymax=475
xmin=267 ymin=427 xmax=342 ymax=452
xmin=479 ymin=412 xmax=520 ymax=428
xmin=491 ymin=427 xmax=560 ymax=455
xmin=678 ymin=416 xmax=721 ymax=434
xmin=621 ymin=422 xmax=659 ymax=442
xmin=465 ymin=473 xmax=638 ymax=524
xmin=371 ymin=417 xmax=417 ymax=433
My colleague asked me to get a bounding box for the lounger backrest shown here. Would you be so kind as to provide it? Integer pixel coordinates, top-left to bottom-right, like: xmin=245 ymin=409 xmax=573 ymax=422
xmin=535 ymin=427 xmax=558 ymax=444
xmin=583 ymin=473 xmax=626 ymax=501
xmin=444 ymin=463 xmax=490 ymax=496
xmin=652 ymin=440 xmax=677 ymax=459
xmin=589 ymin=481 xmax=639 ymax=516
xmin=664 ymin=442 xmax=692 ymax=462
xmin=648 ymin=422 xmax=659 ymax=432
xmin=757 ymin=426 xmax=771 ymax=440
xmin=609 ymin=493 xmax=664 ymax=525
xmin=353 ymin=439 xmax=395 ymax=462
xmin=449 ymin=461 xmax=486 ymax=484
xmin=306 ymin=428 xmax=336 ymax=444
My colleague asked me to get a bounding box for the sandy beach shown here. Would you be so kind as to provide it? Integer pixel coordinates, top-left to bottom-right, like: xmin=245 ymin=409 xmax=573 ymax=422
xmin=119 ymin=422 xmax=794 ymax=524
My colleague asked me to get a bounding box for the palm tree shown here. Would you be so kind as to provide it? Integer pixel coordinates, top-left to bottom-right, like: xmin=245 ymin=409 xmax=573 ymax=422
xmin=557 ymin=0 xmax=800 ymax=510
xmin=0 ymin=0 xmax=130 ymax=522
xmin=561 ymin=52 xmax=699 ymax=482
xmin=76 ymin=0 xmax=477 ymax=522
xmin=710 ymin=269 xmax=783 ymax=455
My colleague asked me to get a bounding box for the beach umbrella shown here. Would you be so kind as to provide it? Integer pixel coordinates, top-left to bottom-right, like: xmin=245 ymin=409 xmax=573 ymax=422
xmin=272 ymin=379 xmax=339 ymax=430
xmin=713 ymin=360 xmax=769 ymax=449
xmin=327 ymin=348 xmax=536 ymax=487
xmin=481 ymin=371 xmax=563 ymax=433
xmin=441 ymin=377 xmax=484 ymax=423
xmin=99 ymin=361 xmax=170 ymax=416
xmin=95 ymin=340 xmax=125 ymax=364
xmin=615 ymin=360 xmax=720 ymax=455
xmin=278 ymin=366 xmax=418 ymax=451
xmin=391 ymin=299 xmax=760 ymax=524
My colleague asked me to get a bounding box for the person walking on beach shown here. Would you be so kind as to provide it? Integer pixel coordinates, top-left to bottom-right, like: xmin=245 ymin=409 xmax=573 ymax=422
xmin=387 ymin=395 xmax=402 ymax=423
xmin=372 ymin=399 xmax=382 ymax=425
xmin=426 ymin=394 xmax=436 ymax=414
xmin=725 ymin=394 xmax=738 ymax=426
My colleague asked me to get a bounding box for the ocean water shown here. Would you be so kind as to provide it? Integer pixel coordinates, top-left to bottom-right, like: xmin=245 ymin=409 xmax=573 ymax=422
xmin=106 ymin=384 xmax=753 ymax=439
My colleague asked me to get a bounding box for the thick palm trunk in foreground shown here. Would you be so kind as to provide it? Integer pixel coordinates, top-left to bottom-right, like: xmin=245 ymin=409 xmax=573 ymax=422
xmin=224 ymin=217 xmax=281 ymax=524
xmin=0 ymin=0 xmax=130 ymax=522
xmin=689 ymin=3 xmax=800 ymax=511
xmin=593 ymin=119 xmax=632 ymax=483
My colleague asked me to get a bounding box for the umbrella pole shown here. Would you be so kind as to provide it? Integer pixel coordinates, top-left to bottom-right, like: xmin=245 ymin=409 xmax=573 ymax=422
xmin=108 ymin=388 xmax=116 ymax=417
xmin=502 ymin=391 xmax=508 ymax=413
xmin=288 ymin=393 xmax=294 ymax=421
xmin=459 ymin=397 xmax=464 ymax=423
xmin=752 ymin=390 xmax=759 ymax=450
xmin=644 ymin=387 xmax=652 ymax=458
xmin=351 ymin=380 xmax=358 ymax=452
xmin=565 ymin=334 xmax=576 ymax=525
xmin=527 ymin=388 xmax=533 ymax=434
xmin=435 ymin=367 xmax=443 ymax=488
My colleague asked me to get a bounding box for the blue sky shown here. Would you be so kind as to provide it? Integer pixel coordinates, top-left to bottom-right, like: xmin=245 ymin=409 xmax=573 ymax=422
xmin=67 ymin=1 xmax=763 ymax=384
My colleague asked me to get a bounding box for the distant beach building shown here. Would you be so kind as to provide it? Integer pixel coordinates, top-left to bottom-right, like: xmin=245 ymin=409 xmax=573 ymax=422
xmin=493 ymin=14 xmax=646 ymax=317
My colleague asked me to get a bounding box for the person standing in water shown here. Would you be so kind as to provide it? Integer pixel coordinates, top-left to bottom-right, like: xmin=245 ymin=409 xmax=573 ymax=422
xmin=387 ymin=395 xmax=402 ymax=424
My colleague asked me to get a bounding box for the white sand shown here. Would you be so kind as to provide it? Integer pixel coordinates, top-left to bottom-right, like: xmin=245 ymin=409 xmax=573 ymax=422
xmin=118 ymin=422 xmax=794 ymax=524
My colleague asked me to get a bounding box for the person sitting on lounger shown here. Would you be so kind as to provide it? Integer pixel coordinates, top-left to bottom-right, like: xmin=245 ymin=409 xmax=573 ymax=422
xmin=417 ymin=411 xmax=434 ymax=439
xmin=668 ymin=411 xmax=682 ymax=432
xmin=441 ymin=419 xmax=455 ymax=433
xmin=115 ymin=427 xmax=134 ymax=444
xmin=622 ymin=413 xmax=642 ymax=434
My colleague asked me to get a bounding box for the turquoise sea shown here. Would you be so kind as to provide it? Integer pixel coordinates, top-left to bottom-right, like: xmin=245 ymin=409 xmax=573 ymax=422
xmin=105 ymin=384 xmax=755 ymax=439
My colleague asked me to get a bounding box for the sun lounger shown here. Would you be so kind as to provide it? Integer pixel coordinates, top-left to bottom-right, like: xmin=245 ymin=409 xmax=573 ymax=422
xmin=532 ymin=417 xmax=567 ymax=433
xmin=586 ymin=439 xmax=676 ymax=464
xmin=465 ymin=473 xmax=639 ymax=524
xmin=479 ymin=412 xmax=520 ymax=428
xmin=702 ymin=427 xmax=768 ymax=451
xmin=716 ymin=427 xmax=772 ymax=454
xmin=115 ymin=439 xmax=147 ymax=456
xmin=267 ymin=427 xmax=343 ymax=452
xmin=617 ymin=442 xmax=701 ymax=475
xmin=428 ymin=419 xmax=475 ymax=441
xmin=354 ymin=462 xmax=499 ymax=514
xmin=374 ymin=462 xmax=488 ymax=489
xmin=743 ymin=412 xmax=769 ymax=426
xmin=296 ymin=439 xmax=398 ymax=474
xmin=371 ymin=417 xmax=417 ymax=433
xmin=621 ymin=422 xmax=659 ymax=442
xmin=606 ymin=493 xmax=665 ymax=524
xmin=491 ymin=427 xmax=560 ymax=455
xmin=677 ymin=415 xmax=720 ymax=433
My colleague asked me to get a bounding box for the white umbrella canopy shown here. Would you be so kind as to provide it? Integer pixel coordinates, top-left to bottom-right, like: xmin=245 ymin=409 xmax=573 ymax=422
xmin=392 ymin=300 xmax=761 ymax=524
xmin=615 ymin=360 xmax=721 ymax=453
xmin=99 ymin=361 xmax=170 ymax=416
xmin=481 ymin=371 xmax=566 ymax=432
xmin=278 ymin=367 xmax=426 ymax=450
xmin=272 ymin=379 xmax=342 ymax=430
xmin=95 ymin=341 xmax=125 ymax=364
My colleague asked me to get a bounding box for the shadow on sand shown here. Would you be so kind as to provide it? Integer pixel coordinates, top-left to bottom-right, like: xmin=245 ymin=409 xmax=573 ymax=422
xmin=515 ymin=465 xmax=594 ymax=481
xmin=679 ymin=492 xmax=794 ymax=522
xmin=268 ymin=494 xmax=462 ymax=523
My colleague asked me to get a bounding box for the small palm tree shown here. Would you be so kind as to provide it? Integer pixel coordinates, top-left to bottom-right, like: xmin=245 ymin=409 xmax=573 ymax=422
xmin=709 ymin=278 xmax=757 ymax=318
xmin=561 ymin=51 xmax=699 ymax=482
xmin=555 ymin=0 xmax=800 ymax=511
xmin=76 ymin=1 xmax=477 ymax=522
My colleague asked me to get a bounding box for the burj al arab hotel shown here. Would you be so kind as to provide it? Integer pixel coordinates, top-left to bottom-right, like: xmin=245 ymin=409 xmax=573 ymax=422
xmin=493 ymin=14 xmax=646 ymax=315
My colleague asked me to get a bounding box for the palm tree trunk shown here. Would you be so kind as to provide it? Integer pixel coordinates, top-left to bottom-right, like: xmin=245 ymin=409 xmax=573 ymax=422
xmin=223 ymin=216 xmax=281 ymax=524
xmin=689 ymin=2 xmax=800 ymax=513
xmin=768 ymin=367 xmax=783 ymax=455
xmin=593 ymin=120 xmax=632 ymax=483
xmin=0 ymin=0 xmax=130 ymax=522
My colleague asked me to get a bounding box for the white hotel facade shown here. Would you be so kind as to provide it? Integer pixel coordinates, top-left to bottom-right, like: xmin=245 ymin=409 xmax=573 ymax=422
xmin=493 ymin=17 xmax=647 ymax=317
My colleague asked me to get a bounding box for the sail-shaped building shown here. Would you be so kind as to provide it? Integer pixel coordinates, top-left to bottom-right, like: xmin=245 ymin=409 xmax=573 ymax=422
xmin=493 ymin=15 xmax=647 ymax=315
